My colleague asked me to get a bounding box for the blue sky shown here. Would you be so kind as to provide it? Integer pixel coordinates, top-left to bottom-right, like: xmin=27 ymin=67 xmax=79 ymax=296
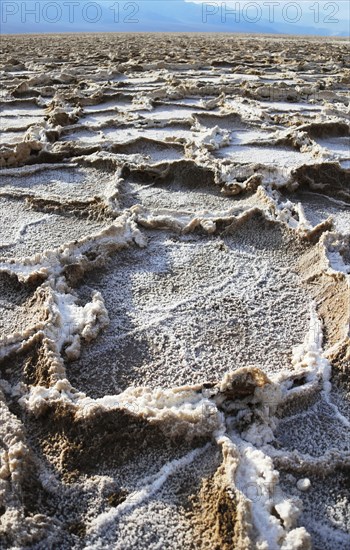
xmin=1 ymin=1 xmax=349 ymax=35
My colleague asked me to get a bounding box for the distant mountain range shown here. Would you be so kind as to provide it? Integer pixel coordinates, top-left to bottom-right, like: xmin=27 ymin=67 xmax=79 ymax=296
xmin=2 ymin=0 xmax=349 ymax=35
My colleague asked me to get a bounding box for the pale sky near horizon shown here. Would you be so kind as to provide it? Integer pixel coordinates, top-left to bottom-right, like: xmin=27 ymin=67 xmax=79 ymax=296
xmin=1 ymin=0 xmax=349 ymax=35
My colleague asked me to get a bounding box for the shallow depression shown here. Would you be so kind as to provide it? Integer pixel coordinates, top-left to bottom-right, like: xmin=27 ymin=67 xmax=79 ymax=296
xmin=69 ymin=218 xmax=311 ymax=397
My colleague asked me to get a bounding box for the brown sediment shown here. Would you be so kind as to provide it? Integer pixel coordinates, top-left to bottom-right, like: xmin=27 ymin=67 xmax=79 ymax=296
xmin=37 ymin=142 xmax=102 ymax=163
xmin=316 ymin=276 xmax=349 ymax=348
xmin=122 ymin=159 xmax=216 ymax=188
xmin=188 ymin=465 xmax=252 ymax=550
xmin=46 ymin=109 xmax=79 ymax=127
xmin=292 ymin=163 xmax=350 ymax=202
xmin=0 ymin=275 xmax=49 ymax=342
xmin=303 ymin=218 xmax=334 ymax=243
xmin=328 ymin=338 xmax=350 ymax=392
xmin=0 ymin=336 xmax=46 ymax=387
xmin=109 ymin=137 xmax=185 ymax=157
xmin=218 ymin=366 xmax=270 ymax=400
xmin=22 ymin=339 xmax=57 ymax=388
xmin=0 ymin=141 xmax=43 ymax=168
xmin=297 ymin=242 xmax=350 ymax=411
xmin=28 ymin=401 xmax=208 ymax=483
xmin=299 ymin=121 xmax=350 ymax=140
xmin=298 ymin=245 xmax=350 ymax=350
xmin=25 ymin=195 xmax=115 ymax=222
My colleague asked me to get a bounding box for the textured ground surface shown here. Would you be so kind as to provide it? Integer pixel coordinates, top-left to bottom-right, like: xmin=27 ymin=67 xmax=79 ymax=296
xmin=0 ymin=33 xmax=349 ymax=550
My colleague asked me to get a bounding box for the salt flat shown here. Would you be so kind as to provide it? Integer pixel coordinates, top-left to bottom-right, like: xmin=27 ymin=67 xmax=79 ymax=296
xmin=0 ymin=33 xmax=349 ymax=550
